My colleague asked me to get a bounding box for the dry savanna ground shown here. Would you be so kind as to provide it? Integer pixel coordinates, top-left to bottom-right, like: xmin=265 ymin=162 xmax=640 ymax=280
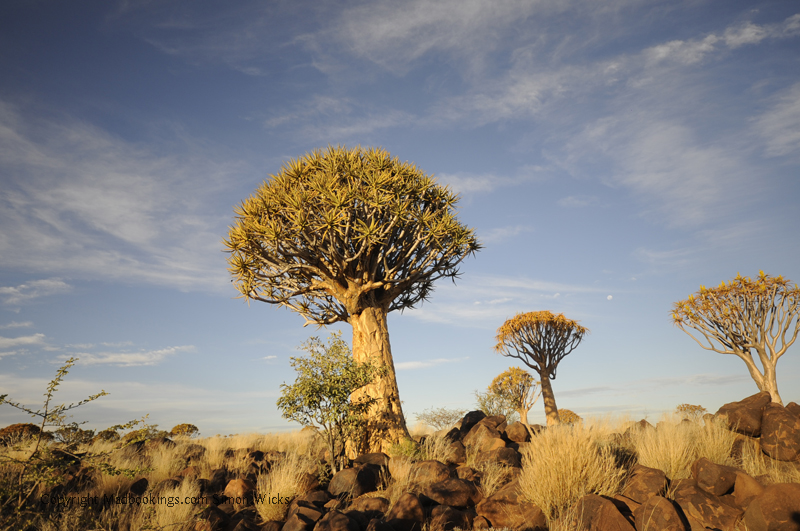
xmin=1 ymin=413 xmax=800 ymax=531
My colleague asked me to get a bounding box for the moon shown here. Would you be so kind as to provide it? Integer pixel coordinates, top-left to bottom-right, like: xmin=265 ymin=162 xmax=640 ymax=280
xmin=607 ymin=295 xmax=613 ymax=300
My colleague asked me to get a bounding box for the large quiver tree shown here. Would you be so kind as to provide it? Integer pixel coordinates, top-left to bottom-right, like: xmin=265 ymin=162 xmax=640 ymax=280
xmin=672 ymin=271 xmax=800 ymax=404
xmin=494 ymin=311 xmax=588 ymax=426
xmin=224 ymin=146 xmax=481 ymax=450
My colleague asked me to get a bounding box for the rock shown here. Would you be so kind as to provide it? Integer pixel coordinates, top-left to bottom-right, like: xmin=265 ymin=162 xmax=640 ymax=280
xmin=671 ymin=480 xmax=743 ymax=530
xmin=459 ymin=411 xmax=488 ymax=436
xmin=283 ymin=513 xmax=316 ymax=531
xmin=193 ymin=505 xmax=230 ymax=531
xmin=572 ymin=494 xmax=635 ymax=531
xmin=481 ymin=415 xmax=508 ymax=432
xmin=444 ymin=441 xmax=466 ymax=465
xmin=463 ymin=423 xmax=505 ymax=454
xmin=314 ymin=510 xmax=360 ymax=531
xmin=347 ymin=496 xmax=389 ymax=519
xmin=365 ymin=518 xmax=394 ymax=531
xmin=430 ymin=505 xmax=474 ymax=531
xmin=178 ymin=465 xmax=202 ymax=478
xmin=760 ymin=402 xmax=800 ymax=461
xmin=786 ymin=401 xmax=800 ymax=418
xmin=633 ymin=496 xmax=688 ymax=531
xmin=224 ymin=478 xmax=255 ymax=499
xmin=716 ymin=391 xmax=772 ymax=437
xmin=288 ymin=504 xmax=325 ymax=524
xmin=476 ymin=447 xmax=521 ymax=468
xmin=247 ymin=450 xmax=265 ymax=462
xmin=743 ymin=483 xmax=800 ymax=531
xmin=328 ymin=464 xmax=380 ymax=499
xmin=424 ymin=478 xmax=483 ymax=508
xmin=409 ymin=460 xmax=451 ymax=486
xmin=504 ymin=422 xmax=531 ymax=443
xmin=621 ymin=464 xmax=668 ymax=503
xmin=354 ymin=453 xmax=390 ymax=470
xmin=691 ymin=457 xmax=738 ymax=496
xmin=385 ymin=493 xmax=425 ymax=531
xmin=259 ymin=522 xmax=283 ymax=531
xmin=129 ymin=477 xmax=148 ymax=496
xmin=208 ymin=468 xmax=228 ymax=493
xmin=612 ymin=495 xmax=641 ymax=515
xmin=733 ymin=471 xmax=765 ymax=509
xmin=455 ymin=466 xmax=479 ymax=483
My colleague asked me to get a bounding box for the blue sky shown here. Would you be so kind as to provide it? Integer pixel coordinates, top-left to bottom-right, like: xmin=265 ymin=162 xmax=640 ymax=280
xmin=1 ymin=0 xmax=799 ymax=436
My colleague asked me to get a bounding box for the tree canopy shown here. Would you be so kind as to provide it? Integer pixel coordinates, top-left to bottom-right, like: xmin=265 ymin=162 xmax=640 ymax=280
xmin=224 ymin=145 xmax=481 ymax=326
xmin=672 ymin=271 xmax=800 ymax=404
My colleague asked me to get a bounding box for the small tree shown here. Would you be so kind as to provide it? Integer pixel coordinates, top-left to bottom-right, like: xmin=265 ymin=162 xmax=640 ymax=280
xmin=225 ymin=146 xmax=480 ymax=451
xmin=494 ymin=311 xmax=588 ymax=426
xmin=488 ymin=367 xmax=540 ymax=426
xmin=672 ymin=271 xmax=800 ymax=404
xmin=276 ymin=332 xmax=383 ymax=473
xmin=169 ymin=424 xmax=200 ymax=438
xmin=675 ymin=404 xmax=707 ymax=422
xmin=474 ymin=389 xmax=518 ymax=421
xmin=415 ymin=407 xmax=466 ymax=431
xmin=558 ymin=409 xmax=582 ymax=425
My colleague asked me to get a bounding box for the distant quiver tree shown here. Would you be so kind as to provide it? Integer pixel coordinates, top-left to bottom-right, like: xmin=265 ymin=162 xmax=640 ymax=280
xmin=224 ymin=146 xmax=481 ymax=450
xmin=494 ymin=311 xmax=588 ymax=426
xmin=672 ymin=271 xmax=800 ymax=405
xmin=488 ymin=367 xmax=540 ymax=426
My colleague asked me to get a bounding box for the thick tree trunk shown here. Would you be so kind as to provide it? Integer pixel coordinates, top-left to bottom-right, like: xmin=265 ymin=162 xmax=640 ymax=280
xmin=518 ymin=408 xmax=529 ymax=426
xmin=540 ymin=373 xmax=560 ymax=426
xmin=761 ymin=363 xmax=783 ymax=405
xmin=350 ymin=306 xmax=410 ymax=452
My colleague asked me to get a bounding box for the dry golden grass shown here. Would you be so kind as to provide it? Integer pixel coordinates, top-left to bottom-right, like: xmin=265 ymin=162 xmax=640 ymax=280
xmin=519 ymin=421 xmax=626 ymax=523
xmin=474 ymin=460 xmax=511 ymax=497
xmin=738 ymin=437 xmax=800 ymax=484
xmin=254 ymin=451 xmax=315 ymax=522
xmin=130 ymin=478 xmax=202 ymax=531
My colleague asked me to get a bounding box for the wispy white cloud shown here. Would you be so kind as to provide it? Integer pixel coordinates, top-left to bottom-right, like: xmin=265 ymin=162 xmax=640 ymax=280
xmin=557 ymin=196 xmax=598 ymax=208
xmin=755 ymin=82 xmax=800 ymax=158
xmin=396 ymin=357 xmax=469 ymax=370
xmin=65 ymin=345 xmax=195 ymax=367
xmin=0 ymin=321 xmax=33 ymax=329
xmin=480 ymin=225 xmax=535 ymax=244
xmin=0 ymin=100 xmax=239 ymax=291
xmin=0 ymin=333 xmax=45 ymax=350
xmin=0 ymin=279 xmax=71 ymax=305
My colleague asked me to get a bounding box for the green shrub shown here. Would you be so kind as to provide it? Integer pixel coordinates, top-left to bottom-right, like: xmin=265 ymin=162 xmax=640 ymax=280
xmin=169 ymin=423 xmax=200 ymax=438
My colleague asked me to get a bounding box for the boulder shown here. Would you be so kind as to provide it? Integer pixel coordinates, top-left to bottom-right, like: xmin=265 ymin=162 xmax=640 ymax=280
xmin=743 ymin=483 xmax=800 ymax=531
xmin=385 ymin=493 xmax=424 ymax=531
xmin=786 ymin=401 xmax=800 ymax=418
xmin=733 ymin=471 xmax=765 ymax=509
xmin=760 ymin=402 xmax=800 ymax=461
xmin=409 ymin=460 xmax=451 ymax=486
xmin=347 ymin=496 xmax=389 ymax=520
xmin=129 ymin=477 xmax=148 ymax=496
xmin=716 ymin=391 xmax=771 ymax=437
xmin=459 ymin=411 xmax=487 ymax=436
xmin=313 ymin=510 xmax=360 ymax=531
xmin=463 ymin=424 xmax=506 ymax=454
xmin=671 ymin=480 xmax=743 ymax=530
xmin=430 ymin=505 xmax=473 ymax=531
xmin=572 ymin=494 xmax=635 ymax=531
xmin=444 ymin=441 xmax=466 ymax=466
xmin=224 ymin=478 xmax=255 ymax=507
xmin=328 ymin=464 xmax=381 ymax=499
xmin=690 ymin=457 xmax=738 ymax=496
xmin=504 ymin=422 xmax=531 ymax=443
xmin=633 ymin=496 xmax=687 ymax=531
xmin=365 ymin=519 xmax=394 ymax=531
xmin=283 ymin=513 xmax=316 ymax=531
xmin=424 ymin=478 xmax=482 ymax=508
xmin=476 ymin=447 xmax=521 ymax=468
xmin=193 ymin=505 xmax=230 ymax=531
xmin=181 ymin=443 xmax=206 ymax=462
xmin=472 ymin=515 xmax=490 ymax=529
xmin=475 ymin=497 xmax=545 ymax=530
xmin=621 ymin=464 xmax=668 ymax=503
xmin=288 ymin=504 xmax=325 ymax=524
xmin=455 ymin=466 xmax=479 ymax=483
xmin=354 ymin=453 xmax=390 ymax=470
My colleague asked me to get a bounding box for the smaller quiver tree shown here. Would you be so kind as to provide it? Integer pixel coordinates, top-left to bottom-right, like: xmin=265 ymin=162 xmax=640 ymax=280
xmin=672 ymin=271 xmax=800 ymax=405
xmin=494 ymin=311 xmax=588 ymax=426
xmin=276 ymin=332 xmax=383 ymax=473
xmin=488 ymin=367 xmax=540 ymax=426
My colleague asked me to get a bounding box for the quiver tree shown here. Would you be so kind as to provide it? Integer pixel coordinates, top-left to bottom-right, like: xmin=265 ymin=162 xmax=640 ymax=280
xmin=672 ymin=271 xmax=800 ymax=405
xmin=494 ymin=311 xmax=588 ymax=426
xmin=224 ymin=146 xmax=480 ymax=450
xmin=488 ymin=367 xmax=540 ymax=425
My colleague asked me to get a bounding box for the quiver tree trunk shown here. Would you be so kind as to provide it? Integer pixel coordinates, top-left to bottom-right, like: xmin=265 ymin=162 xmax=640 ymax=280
xmin=350 ymin=306 xmax=410 ymax=452
xmin=539 ymin=374 xmax=560 ymax=426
